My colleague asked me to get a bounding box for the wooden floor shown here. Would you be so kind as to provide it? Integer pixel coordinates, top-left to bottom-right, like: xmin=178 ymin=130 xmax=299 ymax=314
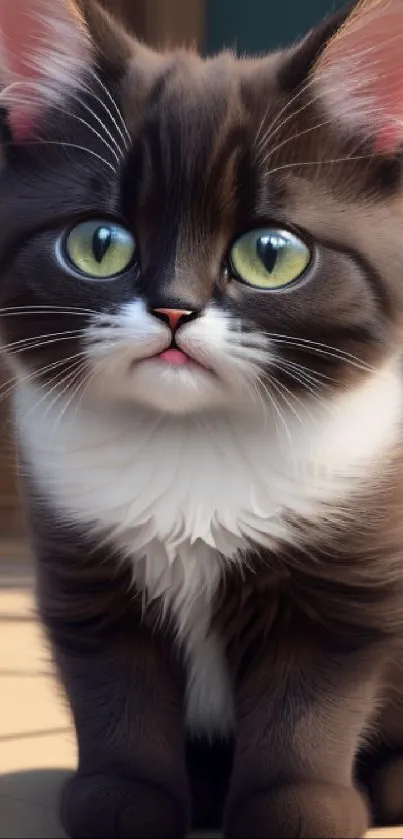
xmin=0 ymin=535 xmax=74 ymax=839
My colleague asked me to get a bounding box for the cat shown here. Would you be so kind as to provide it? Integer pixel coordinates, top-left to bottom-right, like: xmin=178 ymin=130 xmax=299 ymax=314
xmin=2 ymin=0 xmax=403 ymax=835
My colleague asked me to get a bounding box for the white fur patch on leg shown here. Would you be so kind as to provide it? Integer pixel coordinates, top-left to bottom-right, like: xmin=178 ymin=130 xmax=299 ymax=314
xmin=185 ymin=632 xmax=234 ymax=738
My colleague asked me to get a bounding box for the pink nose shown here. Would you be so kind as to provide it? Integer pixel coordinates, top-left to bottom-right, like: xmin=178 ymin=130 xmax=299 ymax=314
xmin=152 ymin=308 xmax=194 ymax=331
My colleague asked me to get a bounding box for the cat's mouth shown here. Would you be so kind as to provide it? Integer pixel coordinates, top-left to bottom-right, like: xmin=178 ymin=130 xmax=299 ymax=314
xmin=155 ymin=347 xmax=213 ymax=371
xmin=141 ymin=344 xmax=213 ymax=373
xmin=156 ymin=348 xmax=200 ymax=366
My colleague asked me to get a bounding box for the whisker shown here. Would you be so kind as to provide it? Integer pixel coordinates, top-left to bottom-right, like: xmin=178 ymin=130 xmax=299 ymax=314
xmin=50 ymin=373 xmax=87 ymax=437
xmin=258 ymin=77 xmax=363 ymax=160
xmin=257 ymin=31 xmax=403 ymax=154
xmin=244 ymin=375 xmax=274 ymax=434
xmin=8 ymin=334 xmax=85 ymax=356
xmin=2 ymin=330 xmax=84 ymax=354
xmin=68 ymin=357 xmax=109 ymax=425
xmin=6 ymin=86 xmax=123 ymax=165
xmin=256 ymin=72 xmax=319 ymax=151
xmin=60 ymin=108 xmax=122 ymax=165
xmin=0 ymin=305 xmax=97 ymax=316
xmin=268 ymin=337 xmax=373 ymax=372
xmin=21 ymin=358 xmax=86 ymax=427
xmin=2 ymin=137 xmax=117 ymax=173
xmin=245 ymin=376 xmax=267 ymax=424
xmin=0 ymin=351 xmax=90 ymax=406
xmin=1 ymin=73 xmax=124 ymax=164
xmin=275 ymin=362 xmax=325 ymax=393
xmin=274 ymin=360 xmax=331 ymax=411
xmin=65 ymin=90 xmax=126 ymax=161
xmin=265 ymin=371 xmax=310 ymax=427
xmin=262 ymin=333 xmax=375 ymax=372
xmin=48 ymin=365 xmax=92 ymax=439
xmin=274 ymin=356 xmax=333 ymax=384
xmin=89 ymin=71 xmax=132 ymax=148
xmin=259 ymin=101 xmax=385 ymax=172
xmin=255 ymin=374 xmax=293 ymax=448
xmin=261 ymin=116 xmax=365 ymax=172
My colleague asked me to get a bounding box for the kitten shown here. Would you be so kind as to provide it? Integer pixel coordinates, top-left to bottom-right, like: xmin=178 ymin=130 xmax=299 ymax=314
xmin=1 ymin=0 xmax=403 ymax=835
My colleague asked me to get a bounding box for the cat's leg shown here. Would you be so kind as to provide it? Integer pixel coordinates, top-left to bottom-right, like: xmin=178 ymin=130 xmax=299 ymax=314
xmin=58 ymin=630 xmax=189 ymax=839
xmin=36 ymin=551 xmax=189 ymax=839
xmin=363 ymin=652 xmax=403 ymax=826
xmin=224 ymin=643 xmax=380 ymax=839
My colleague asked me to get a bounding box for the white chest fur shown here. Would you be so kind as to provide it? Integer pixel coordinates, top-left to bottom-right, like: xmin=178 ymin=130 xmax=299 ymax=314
xmin=15 ymin=365 xmax=402 ymax=735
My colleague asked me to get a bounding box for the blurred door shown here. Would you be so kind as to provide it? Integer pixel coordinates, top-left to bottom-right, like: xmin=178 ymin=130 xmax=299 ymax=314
xmin=105 ymin=0 xmax=204 ymax=48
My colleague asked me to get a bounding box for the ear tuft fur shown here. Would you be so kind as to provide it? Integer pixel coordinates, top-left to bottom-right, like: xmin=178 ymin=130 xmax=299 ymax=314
xmin=0 ymin=0 xmax=92 ymax=140
xmin=314 ymin=0 xmax=403 ymax=153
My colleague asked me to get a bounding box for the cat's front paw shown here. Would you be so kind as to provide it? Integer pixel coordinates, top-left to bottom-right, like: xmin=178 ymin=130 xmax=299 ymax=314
xmin=61 ymin=773 xmax=188 ymax=839
xmin=224 ymin=782 xmax=369 ymax=838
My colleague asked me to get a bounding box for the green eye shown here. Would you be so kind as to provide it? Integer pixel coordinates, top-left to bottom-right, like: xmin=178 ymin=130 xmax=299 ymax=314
xmin=229 ymin=228 xmax=311 ymax=289
xmin=64 ymin=221 xmax=136 ymax=279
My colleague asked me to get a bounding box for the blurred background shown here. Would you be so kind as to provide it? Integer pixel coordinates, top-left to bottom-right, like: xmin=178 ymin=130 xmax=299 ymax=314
xmin=102 ymin=0 xmax=347 ymax=53
xmin=0 ymin=0 xmax=346 ymax=541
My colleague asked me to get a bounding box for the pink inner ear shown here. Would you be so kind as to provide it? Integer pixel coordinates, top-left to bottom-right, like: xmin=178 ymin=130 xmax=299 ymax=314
xmin=8 ymin=110 xmax=40 ymax=142
xmin=0 ymin=0 xmax=49 ymax=138
xmin=317 ymin=2 xmax=403 ymax=154
xmin=1 ymin=2 xmax=44 ymax=79
xmin=0 ymin=0 xmax=90 ymax=142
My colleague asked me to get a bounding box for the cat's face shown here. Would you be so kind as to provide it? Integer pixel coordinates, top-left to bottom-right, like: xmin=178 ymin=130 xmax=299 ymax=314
xmin=1 ymin=0 xmax=403 ymax=416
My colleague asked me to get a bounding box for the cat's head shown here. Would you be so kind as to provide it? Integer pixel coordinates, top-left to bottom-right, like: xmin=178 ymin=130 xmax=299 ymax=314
xmin=1 ymin=0 xmax=403 ymax=417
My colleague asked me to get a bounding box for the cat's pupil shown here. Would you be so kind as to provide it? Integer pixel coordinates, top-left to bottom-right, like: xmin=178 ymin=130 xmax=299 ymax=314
xmin=257 ymin=235 xmax=279 ymax=274
xmin=92 ymin=227 xmax=112 ymax=263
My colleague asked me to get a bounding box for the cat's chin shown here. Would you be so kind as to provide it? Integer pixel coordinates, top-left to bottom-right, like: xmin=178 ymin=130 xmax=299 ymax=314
xmin=89 ymin=357 xmax=236 ymax=415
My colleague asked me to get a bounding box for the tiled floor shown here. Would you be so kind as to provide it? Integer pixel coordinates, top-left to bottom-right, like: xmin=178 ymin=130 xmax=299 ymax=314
xmin=1 ymin=539 xmax=402 ymax=839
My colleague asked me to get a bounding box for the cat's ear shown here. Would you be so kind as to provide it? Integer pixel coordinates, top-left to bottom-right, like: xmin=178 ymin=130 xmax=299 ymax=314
xmin=312 ymin=0 xmax=403 ymax=154
xmin=0 ymin=0 xmax=91 ymax=140
xmin=279 ymin=4 xmax=355 ymax=94
xmin=0 ymin=0 xmax=133 ymax=141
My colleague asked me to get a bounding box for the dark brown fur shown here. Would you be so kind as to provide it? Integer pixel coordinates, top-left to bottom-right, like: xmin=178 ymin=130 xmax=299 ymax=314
xmin=3 ymin=1 xmax=403 ymax=836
